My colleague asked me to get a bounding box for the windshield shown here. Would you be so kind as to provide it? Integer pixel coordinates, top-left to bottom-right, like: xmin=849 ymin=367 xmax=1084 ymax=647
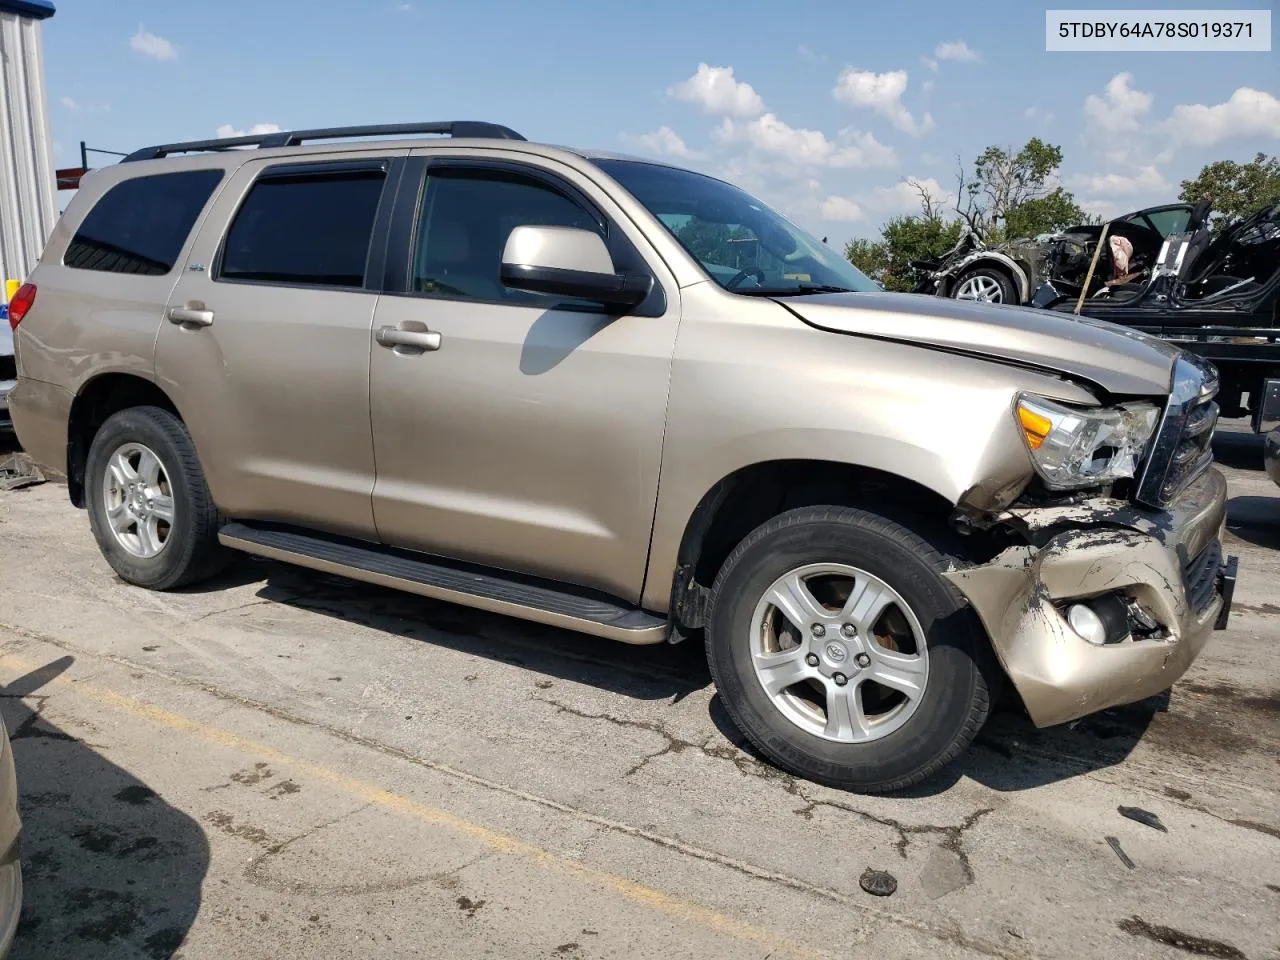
xmin=593 ymin=159 xmax=879 ymax=295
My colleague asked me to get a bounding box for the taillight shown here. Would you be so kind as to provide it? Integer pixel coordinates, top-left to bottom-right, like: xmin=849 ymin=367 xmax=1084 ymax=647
xmin=7 ymin=283 xmax=36 ymax=330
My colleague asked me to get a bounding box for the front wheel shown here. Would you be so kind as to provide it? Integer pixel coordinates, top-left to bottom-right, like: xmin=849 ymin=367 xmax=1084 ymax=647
xmin=952 ymin=266 xmax=1017 ymax=304
xmin=705 ymin=506 xmax=994 ymax=793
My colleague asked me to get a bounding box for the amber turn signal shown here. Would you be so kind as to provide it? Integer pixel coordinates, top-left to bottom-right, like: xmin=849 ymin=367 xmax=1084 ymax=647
xmin=1017 ymin=404 xmax=1053 ymax=450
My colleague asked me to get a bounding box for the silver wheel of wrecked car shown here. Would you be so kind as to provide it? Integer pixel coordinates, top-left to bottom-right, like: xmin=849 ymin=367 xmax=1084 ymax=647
xmin=749 ymin=563 xmax=929 ymax=744
xmin=954 ymin=273 xmax=1006 ymax=303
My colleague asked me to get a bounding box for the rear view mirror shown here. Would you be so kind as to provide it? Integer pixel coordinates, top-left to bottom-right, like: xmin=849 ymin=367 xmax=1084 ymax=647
xmin=500 ymin=226 xmax=651 ymax=309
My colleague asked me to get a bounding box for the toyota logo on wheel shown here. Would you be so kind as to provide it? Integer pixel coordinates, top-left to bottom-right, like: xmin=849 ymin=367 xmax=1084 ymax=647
xmin=824 ymin=642 xmax=847 ymax=663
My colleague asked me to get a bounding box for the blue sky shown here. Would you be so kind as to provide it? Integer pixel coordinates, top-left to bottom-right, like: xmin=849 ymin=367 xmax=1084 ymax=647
xmin=40 ymin=0 xmax=1278 ymax=245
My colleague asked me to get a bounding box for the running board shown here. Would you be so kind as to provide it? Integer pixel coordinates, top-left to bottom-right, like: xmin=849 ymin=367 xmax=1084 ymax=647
xmin=217 ymin=522 xmax=669 ymax=645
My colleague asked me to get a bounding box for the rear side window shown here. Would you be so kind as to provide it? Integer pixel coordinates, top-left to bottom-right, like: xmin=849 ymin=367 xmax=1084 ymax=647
xmin=64 ymin=170 xmax=224 ymax=275
xmin=218 ymin=168 xmax=386 ymax=288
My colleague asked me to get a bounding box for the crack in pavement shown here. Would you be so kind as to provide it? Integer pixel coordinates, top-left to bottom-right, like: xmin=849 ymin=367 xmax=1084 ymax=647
xmin=534 ymin=696 xmax=800 ymax=789
xmin=191 ymin=599 xmax=275 ymax=623
xmin=793 ymin=790 xmax=995 ymax=880
xmin=534 ymin=697 xmax=712 ymax=779
xmin=535 ymin=696 xmax=996 ymax=880
xmin=0 ymin=625 xmax=1030 ymax=959
xmin=243 ymin=801 xmax=494 ymax=899
xmin=239 ymin=801 xmax=478 ymax=898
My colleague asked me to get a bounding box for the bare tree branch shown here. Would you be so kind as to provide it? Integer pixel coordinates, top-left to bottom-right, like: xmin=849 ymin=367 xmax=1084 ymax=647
xmin=907 ymin=177 xmax=942 ymax=222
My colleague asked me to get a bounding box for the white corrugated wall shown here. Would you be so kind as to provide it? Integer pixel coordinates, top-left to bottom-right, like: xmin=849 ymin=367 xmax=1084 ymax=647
xmin=0 ymin=10 xmax=57 ymax=286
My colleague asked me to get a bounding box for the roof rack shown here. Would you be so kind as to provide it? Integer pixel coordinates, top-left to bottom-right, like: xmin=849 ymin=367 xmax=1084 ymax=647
xmin=121 ymin=121 xmax=527 ymax=163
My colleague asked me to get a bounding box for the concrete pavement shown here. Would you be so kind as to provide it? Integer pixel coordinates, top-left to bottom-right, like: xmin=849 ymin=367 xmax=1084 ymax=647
xmin=0 ymin=428 xmax=1277 ymax=959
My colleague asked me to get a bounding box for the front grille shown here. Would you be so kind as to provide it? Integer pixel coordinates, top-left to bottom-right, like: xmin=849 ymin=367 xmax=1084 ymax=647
xmin=1184 ymin=537 xmax=1222 ymax=616
xmin=1136 ymin=353 xmax=1219 ymax=507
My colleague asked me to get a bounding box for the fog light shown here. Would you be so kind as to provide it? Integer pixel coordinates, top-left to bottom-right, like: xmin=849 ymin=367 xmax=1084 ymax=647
xmin=1067 ymin=604 xmax=1107 ymax=644
xmin=1064 ymin=594 xmax=1131 ymax=645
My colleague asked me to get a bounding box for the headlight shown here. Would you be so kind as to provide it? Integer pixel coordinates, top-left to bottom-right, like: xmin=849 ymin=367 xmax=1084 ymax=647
xmin=1016 ymin=395 xmax=1160 ymax=490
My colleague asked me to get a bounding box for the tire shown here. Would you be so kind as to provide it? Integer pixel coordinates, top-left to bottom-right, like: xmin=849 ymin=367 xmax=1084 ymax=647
xmin=951 ymin=265 xmax=1018 ymax=304
xmin=705 ymin=506 xmax=995 ymax=793
xmin=85 ymin=405 xmax=229 ymax=590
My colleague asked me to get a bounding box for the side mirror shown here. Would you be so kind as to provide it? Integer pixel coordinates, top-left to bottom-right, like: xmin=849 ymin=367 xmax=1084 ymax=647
xmin=500 ymin=226 xmax=651 ymax=309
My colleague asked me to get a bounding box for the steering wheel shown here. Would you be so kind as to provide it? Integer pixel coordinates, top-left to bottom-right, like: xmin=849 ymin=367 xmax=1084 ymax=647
xmin=725 ymin=268 xmax=766 ymax=290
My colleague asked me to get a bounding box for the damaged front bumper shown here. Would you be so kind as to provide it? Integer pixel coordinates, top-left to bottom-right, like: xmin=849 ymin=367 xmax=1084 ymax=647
xmin=944 ymin=468 xmax=1235 ymax=728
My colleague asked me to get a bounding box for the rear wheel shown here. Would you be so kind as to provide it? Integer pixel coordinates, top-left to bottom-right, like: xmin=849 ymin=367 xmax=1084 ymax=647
xmin=706 ymin=506 xmax=994 ymax=793
xmin=85 ymin=406 xmax=228 ymax=590
xmin=952 ymin=266 xmax=1017 ymax=304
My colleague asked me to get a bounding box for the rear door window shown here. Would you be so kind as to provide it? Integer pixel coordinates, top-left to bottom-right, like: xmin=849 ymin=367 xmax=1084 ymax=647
xmin=218 ymin=167 xmax=387 ymax=288
xmin=64 ymin=169 xmax=224 ymax=275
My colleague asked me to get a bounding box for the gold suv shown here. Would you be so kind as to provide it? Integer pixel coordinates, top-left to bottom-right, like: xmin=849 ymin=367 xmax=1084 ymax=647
xmin=6 ymin=121 xmax=1237 ymax=792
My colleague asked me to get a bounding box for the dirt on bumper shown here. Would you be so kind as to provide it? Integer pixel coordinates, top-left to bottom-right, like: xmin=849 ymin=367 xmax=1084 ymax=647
xmin=944 ymin=468 xmax=1231 ymax=728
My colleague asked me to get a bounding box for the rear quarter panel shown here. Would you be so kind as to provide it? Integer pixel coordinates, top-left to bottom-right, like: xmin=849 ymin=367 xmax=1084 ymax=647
xmin=14 ymin=157 xmax=237 ymax=396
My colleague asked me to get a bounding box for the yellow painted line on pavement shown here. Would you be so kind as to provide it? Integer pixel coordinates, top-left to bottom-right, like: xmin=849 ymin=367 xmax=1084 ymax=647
xmin=0 ymin=651 xmax=825 ymax=959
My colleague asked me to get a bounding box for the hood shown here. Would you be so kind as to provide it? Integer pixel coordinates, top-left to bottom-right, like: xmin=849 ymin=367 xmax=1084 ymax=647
xmin=775 ymin=291 xmax=1180 ymax=397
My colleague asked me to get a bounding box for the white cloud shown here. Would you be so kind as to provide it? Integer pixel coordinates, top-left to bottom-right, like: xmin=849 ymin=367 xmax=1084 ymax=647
xmin=1166 ymin=87 xmax=1280 ymax=146
xmin=1080 ymin=199 xmax=1120 ymax=220
xmin=1024 ymin=106 xmax=1054 ymax=125
xmin=798 ymin=44 xmax=826 ymax=62
xmin=922 ymin=78 xmax=936 ymax=94
xmin=832 ymin=68 xmax=934 ymax=137
xmin=923 ymin=58 xmax=938 ymax=73
xmin=668 ymin=63 xmax=765 ymax=118
xmin=624 ymin=126 xmax=704 ymax=159
xmin=863 ymin=177 xmax=952 ymax=216
xmin=59 ymin=96 xmax=109 ymax=114
xmin=1071 ymin=165 xmax=1167 ymax=197
xmin=130 ymin=25 xmax=178 ymax=61
xmin=819 ymin=196 xmax=865 ymax=221
xmin=934 ymin=40 xmax=981 ymax=63
xmin=216 ymin=123 xmax=284 ymax=139
xmin=1083 ymin=72 xmax=1152 ymax=133
xmin=714 ymin=114 xmax=896 ymax=169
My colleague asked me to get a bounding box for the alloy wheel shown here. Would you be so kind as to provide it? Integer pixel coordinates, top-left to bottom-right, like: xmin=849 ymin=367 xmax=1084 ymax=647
xmin=955 ymin=275 xmax=1005 ymax=302
xmin=748 ymin=563 xmax=930 ymax=743
xmin=103 ymin=442 xmax=176 ymax=559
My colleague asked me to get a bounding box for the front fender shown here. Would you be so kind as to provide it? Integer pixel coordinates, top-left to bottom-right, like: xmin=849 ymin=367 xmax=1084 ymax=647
xmin=942 ymin=252 xmax=1032 ymax=302
xmin=639 ymin=289 xmax=1098 ymax=610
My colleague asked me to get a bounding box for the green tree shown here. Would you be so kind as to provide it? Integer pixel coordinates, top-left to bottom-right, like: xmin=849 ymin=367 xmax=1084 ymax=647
xmin=845 ymin=138 xmax=1088 ymax=288
xmin=845 ymin=213 xmax=962 ymax=292
xmin=951 ymin=138 xmax=1096 ymax=241
xmin=843 ymin=238 xmax=890 ymax=287
xmin=1178 ymin=153 xmax=1280 ymax=227
xmin=1001 ymin=186 xmax=1091 ymax=239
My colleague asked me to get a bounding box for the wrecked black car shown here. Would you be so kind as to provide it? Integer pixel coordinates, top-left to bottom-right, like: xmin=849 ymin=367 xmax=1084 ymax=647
xmin=1037 ymin=201 xmax=1279 ymax=414
xmin=1035 ymin=200 xmax=1279 ymax=313
xmin=913 ymin=199 xmax=1280 ymax=485
xmin=1039 ymin=201 xmax=1280 ymax=485
xmin=911 ymin=201 xmax=1214 ymax=306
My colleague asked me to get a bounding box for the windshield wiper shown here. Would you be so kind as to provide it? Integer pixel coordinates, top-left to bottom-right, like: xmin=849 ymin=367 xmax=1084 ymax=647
xmin=736 ymin=284 xmax=862 ymax=297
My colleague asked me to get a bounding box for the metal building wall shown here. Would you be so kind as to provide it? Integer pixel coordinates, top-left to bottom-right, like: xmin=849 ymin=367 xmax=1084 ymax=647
xmin=0 ymin=9 xmax=57 ymax=286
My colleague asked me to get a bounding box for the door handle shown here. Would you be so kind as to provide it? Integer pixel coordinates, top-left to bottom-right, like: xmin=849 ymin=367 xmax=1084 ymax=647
xmin=376 ymin=325 xmax=442 ymax=352
xmin=168 ymin=306 xmax=214 ymax=327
